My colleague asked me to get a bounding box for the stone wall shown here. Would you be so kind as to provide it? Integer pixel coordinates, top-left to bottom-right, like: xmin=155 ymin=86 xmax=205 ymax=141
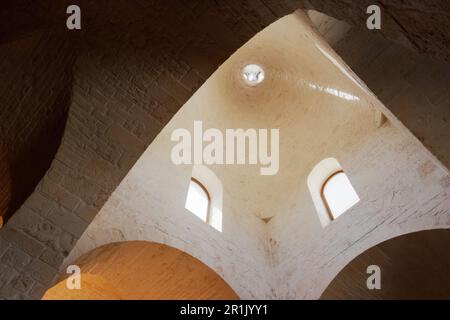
xmin=307 ymin=11 xmax=450 ymax=171
xmin=321 ymin=229 xmax=450 ymax=299
xmin=0 ymin=0 xmax=285 ymax=299
xmin=268 ymin=120 xmax=450 ymax=298
xmin=1 ymin=1 xmax=450 ymax=299
xmin=330 ymin=28 xmax=450 ymax=170
xmin=267 ymin=11 xmax=450 ymax=299
xmin=0 ymin=30 xmax=74 ymax=224
xmin=63 ymin=12 xmax=450 ymax=300
xmin=61 ymin=124 xmax=271 ymax=298
xmin=298 ymin=0 xmax=450 ymax=64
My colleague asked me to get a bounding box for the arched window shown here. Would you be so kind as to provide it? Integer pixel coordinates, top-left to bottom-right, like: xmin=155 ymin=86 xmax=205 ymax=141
xmin=321 ymin=170 xmax=360 ymax=220
xmin=185 ymin=165 xmax=223 ymax=232
xmin=185 ymin=177 xmax=211 ymax=223
xmin=307 ymin=158 xmax=360 ymax=227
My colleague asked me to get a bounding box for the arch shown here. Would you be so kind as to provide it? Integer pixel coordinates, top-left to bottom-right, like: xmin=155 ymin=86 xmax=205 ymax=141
xmin=1 ymin=1 xmax=291 ymax=300
xmin=43 ymin=241 xmax=239 ymax=300
xmin=55 ymin=10 xmax=450 ymax=302
xmin=308 ymin=158 xmax=360 ymax=226
xmin=321 ymin=229 xmax=450 ymax=299
xmin=299 ymin=218 xmax=450 ymax=300
xmin=1 ymin=2 xmax=449 ymax=301
xmin=0 ymin=30 xmax=72 ymax=225
xmin=321 ymin=170 xmax=344 ymax=220
xmin=189 ymin=165 xmax=223 ymax=232
xmin=321 ymin=170 xmax=359 ymax=220
xmin=185 ymin=177 xmax=211 ymax=223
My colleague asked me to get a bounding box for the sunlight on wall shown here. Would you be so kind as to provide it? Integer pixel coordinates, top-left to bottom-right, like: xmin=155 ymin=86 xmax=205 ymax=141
xmin=43 ymin=242 xmax=239 ymax=300
xmin=185 ymin=179 xmax=210 ymax=222
xmin=323 ymin=172 xmax=360 ymax=219
xmin=307 ymin=158 xmax=360 ymax=227
xmin=186 ymin=165 xmax=223 ymax=232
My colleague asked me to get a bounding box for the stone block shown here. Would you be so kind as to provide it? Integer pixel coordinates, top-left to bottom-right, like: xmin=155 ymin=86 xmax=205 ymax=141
xmin=24 ymin=192 xmax=54 ymax=216
xmin=0 ymin=228 xmax=44 ymax=257
xmin=46 ymin=207 xmax=88 ymax=238
xmin=1 ymin=247 xmax=31 ymax=270
xmin=39 ymin=178 xmax=81 ymax=212
xmin=40 ymin=249 xmax=65 ymax=268
xmin=28 ymin=259 xmax=58 ymax=284
xmin=11 ymin=272 xmax=35 ymax=293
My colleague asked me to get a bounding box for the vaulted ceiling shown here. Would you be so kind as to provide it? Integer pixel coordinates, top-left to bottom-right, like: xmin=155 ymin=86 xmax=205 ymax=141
xmin=321 ymin=229 xmax=450 ymax=299
xmin=3 ymin=1 xmax=450 ymax=61
xmin=43 ymin=241 xmax=239 ymax=299
xmin=1 ymin=0 xmax=449 ymax=224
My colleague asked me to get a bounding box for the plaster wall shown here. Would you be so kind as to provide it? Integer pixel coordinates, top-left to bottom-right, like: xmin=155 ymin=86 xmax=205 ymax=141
xmin=64 ymin=12 xmax=372 ymax=298
xmin=267 ymin=15 xmax=450 ymax=298
xmin=1 ymin=2 xmax=449 ymax=300
xmin=306 ymin=10 xmax=450 ymax=173
xmin=259 ymin=17 xmax=450 ymax=299
xmin=269 ymin=118 xmax=450 ymax=298
xmin=0 ymin=0 xmax=277 ymax=299
xmin=63 ymin=102 xmax=271 ymax=298
xmin=66 ymin=12 xmax=450 ymax=299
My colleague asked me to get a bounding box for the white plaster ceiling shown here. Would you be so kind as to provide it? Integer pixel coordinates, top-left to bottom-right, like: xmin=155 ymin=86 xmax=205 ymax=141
xmin=145 ymin=11 xmax=382 ymax=220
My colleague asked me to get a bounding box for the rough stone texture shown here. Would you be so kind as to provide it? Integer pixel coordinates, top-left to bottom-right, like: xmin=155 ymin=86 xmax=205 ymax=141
xmin=298 ymin=0 xmax=450 ymax=64
xmin=269 ymin=120 xmax=450 ymax=298
xmin=62 ymin=116 xmax=272 ymax=298
xmin=268 ymin=17 xmax=450 ymax=297
xmin=311 ymin=20 xmax=450 ymax=170
xmin=0 ymin=30 xmax=74 ymax=223
xmin=62 ymin=13 xmax=450 ymax=300
xmin=321 ymin=229 xmax=450 ymax=299
xmin=302 ymin=9 xmax=450 ymax=173
xmin=0 ymin=0 xmax=276 ymax=299
xmin=0 ymin=1 xmax=450 ymax=299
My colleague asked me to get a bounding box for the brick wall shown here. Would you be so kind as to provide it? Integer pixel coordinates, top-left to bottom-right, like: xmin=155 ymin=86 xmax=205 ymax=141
xmin=0 ymin=30 xmax=74 ymax=225
xmin=331 ymin=29 xmax=450 ymax=169
xmin=0 ymin=0 xmax=290 ymax=300
xmin=63 ymin=12 xmax=450 ymax=300
xmin=0 ymin=0 xmax=449 ymax=299
xmin=299 ymin=0 xmax=450 ymax=63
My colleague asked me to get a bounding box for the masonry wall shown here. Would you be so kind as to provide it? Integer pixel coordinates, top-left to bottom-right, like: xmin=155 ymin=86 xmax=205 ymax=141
xmin=64 ymin=12 xmax=450 ymax=300
xmin=333 ymin=30 xmax=450 ymax=171
xmin=321 ymin=229 xmax=450 ymax=299
xmin=1 ymin=1 xmax=450 ymax=300
xmin=62 ymin=114 xmax=271 ymax=298
xmin=266 ymin=14 xmax=450 ymax=299
xmin=306 ymin=10 xmax=450 ymax=172
xmin=300 ymin=0 xmax=450 ymax=64
xmin=268 ymin=117 xmax=450 ymax=298
xmin=264 ymin=18 xmax=450 ymax=298
xmin=0 ymin=30 xmax=73 ymax=224
xmin=0 ymin=1 xmax=282 ymax=299
xmin=258 ymin=18 xmax=450 ymax=299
